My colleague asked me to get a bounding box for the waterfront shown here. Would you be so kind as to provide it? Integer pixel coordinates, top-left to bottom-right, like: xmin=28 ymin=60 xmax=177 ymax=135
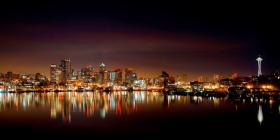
xmin=1 ymin=91 xmax=280 ymax=137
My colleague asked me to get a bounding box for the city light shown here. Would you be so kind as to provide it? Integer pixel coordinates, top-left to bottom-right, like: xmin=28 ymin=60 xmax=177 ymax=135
xmin=0 ymin=1 xmax=279 ymax=135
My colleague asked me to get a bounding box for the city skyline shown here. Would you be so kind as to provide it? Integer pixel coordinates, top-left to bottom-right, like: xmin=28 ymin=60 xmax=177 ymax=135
xmin=1 ymin=2 xmax=279 ymax=80
xmin=1 ymin=1 xmax=280 ymax=136
xmin=0 ymin=57 xmax=267 ymax=81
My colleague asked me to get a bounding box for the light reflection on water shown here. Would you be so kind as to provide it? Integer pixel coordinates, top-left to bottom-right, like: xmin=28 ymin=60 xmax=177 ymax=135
xmin=258 ymin=105 xmax=263 ymax=125
xmin=0 ymin=91 xmax=279 ymax=126
xmin=0 ymin=92 xmax=223 ymax=122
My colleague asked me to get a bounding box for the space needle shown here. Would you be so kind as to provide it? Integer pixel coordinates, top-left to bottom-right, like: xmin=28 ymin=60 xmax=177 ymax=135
xmin=256 ymin=56 xmax=263 ymax=76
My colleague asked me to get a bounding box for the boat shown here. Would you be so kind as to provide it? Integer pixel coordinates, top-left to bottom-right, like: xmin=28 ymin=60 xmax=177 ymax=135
xmin=168 ymin=88 xmax=192 ymax=95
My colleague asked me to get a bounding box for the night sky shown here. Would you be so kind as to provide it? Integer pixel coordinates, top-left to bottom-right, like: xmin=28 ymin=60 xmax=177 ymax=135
xmin=0 ymin=1 xmax=279 ymax=80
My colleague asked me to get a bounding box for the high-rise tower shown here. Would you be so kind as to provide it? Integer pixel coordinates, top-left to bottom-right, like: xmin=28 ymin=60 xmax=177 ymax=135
xmin=256 ymin=56 xmax=263 ymax=76
xmin=50 ymin=64 xmax=62 ymax=84
xmin=60 ymin=59 xmax=72 ymax=82
xmin=98 ymin=62 xmax=107 ymax=84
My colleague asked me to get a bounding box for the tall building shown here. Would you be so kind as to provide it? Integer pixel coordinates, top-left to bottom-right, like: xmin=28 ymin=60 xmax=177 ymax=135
xmin=108 ymin=69 xmax=122 ymax=84
xmin=81 ymin=65 xmax=94 ymax=82
xmin=50 ymin=64 xmax=62 ymax=84
xmin=115 ymin=69 xmax=122 ymax=84
xmin=99 ymin=62 xmax=106 ymax=72
xmin=35 ymin=73 xmax=46 ymax=81
xmin=98 ymin=62 xmax=107 ymax=84
xmin=50 ymin=64 xmax=57 ymax=83
xmin=60 ymin=59 xmax=72 ymax=83
xmin=125 ymin=68 xmax=137 ymax=84
xmin=108 ymin=71 xmax=117 ymax=83
xmin=81 ymin=65 xmax=94 ymax=77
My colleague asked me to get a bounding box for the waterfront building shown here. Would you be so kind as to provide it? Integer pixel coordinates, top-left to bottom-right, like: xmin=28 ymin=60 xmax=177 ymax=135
xmin=50 ymin=64 xmax=62 ymax=84
xmin=107 ymin=69 xmax=122 ymax=84
xmin=124 ymin=68 xmax=137 ymax=84
xmin=60 ymin=59 xmax=72 ymax=83
xmin=133 ymin=79 xmax=146 ymax=90
xmin=98 ymin=62 xmax=107 ymax=84
xmin=81 ymin=65 xmax=94 ymax=83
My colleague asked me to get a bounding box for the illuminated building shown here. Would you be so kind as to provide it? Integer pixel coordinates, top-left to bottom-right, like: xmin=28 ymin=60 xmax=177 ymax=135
xmin=71 ymin=71 xmax=79 ymax=80
xmin=108 ymin=69 xmax=122 ymax=84
xmin=50 ymin=64 xmax=62 ymax=84
xmin=190 ymin=81 xmax=204 ymax=92
xmin=108 ymin=71 xmax=117 ymax=83
xmin=125 ymin=68 xmax=137 ymax=84
xmin=34 ymin=73 xmax=48 ymax=86
xmin=81 ymin=65 xmax=94 ymax=82
xmin=256 ymin=56 xmax=263 ymax=76
xmin=98 ymin=62 xmax=107 ymax=84
xmin=50 ymin=65 xmax=58 ymax=82
xmin=115 ymin=69 xmax=122 ymax=83
xmin=160 ymin=71 xmax=176 ymax=91
xmin=4 ymin=71 xmax=19 ymax=81
xmin=100 ymin=62 xmax=106 ymax=72
xmin=60 ymin=59 xmax=72 ymax=83
xmin=35 ymin=73 xmax=43 ymax=81
xmin=81 ymin=65 xmax=94 ymax=77
xmin=133 ymin=80 xmax=146 ymax=89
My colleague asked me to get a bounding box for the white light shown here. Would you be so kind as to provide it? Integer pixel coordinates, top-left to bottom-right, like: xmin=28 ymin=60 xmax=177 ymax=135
xmin=258 ymin=105 xmax=263 ymax=125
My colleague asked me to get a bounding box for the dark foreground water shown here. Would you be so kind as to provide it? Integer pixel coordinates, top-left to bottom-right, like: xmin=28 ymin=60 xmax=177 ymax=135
xmin=0 ymin=91 xmax=280 ymax=138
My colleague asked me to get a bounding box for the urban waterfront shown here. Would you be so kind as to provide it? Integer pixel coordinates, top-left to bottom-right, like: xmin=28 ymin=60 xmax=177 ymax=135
xmin=1 ymin=1 xmax=279 ymax=138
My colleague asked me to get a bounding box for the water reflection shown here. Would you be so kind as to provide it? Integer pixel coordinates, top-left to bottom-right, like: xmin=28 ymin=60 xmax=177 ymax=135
xmin=258 ymin=105 xmax=263 ymax=125
xmin=0 ymin=91 xmax=186 ymax=123
xmin=0 ymin=91 xmax=279 ymax=126
xmin=0 ymin=92 xmax=226 ymax=122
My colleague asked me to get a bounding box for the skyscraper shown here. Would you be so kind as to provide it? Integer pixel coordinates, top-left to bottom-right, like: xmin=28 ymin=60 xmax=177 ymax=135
xmin=107 ymin=69 xmax=122 ymax=84
xmin=50 ymin=64 xmax=62 ymax=84
xmin=98 ymin=62 xmax=107 ymax=84
xmin=125 ymin=68 xmax=137 ymax=84
xmin=99 ymin=62 xmax=106 ymax=72
xmin=81 ymin=65 xmax=94 ymax=77
xmin=60 ymin=59 xmax=72 ymax=83
xmin=81 ymin=65 xmax=94 ymax=82
xmin=115 ymin=69 xmax=122 ymax=84
xmin=108 ymin=71 xmax=117 ymax=82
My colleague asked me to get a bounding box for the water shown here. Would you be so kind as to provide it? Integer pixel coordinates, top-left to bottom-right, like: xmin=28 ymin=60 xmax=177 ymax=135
xmin=0 ymin=91 xmax=280 ymax=137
